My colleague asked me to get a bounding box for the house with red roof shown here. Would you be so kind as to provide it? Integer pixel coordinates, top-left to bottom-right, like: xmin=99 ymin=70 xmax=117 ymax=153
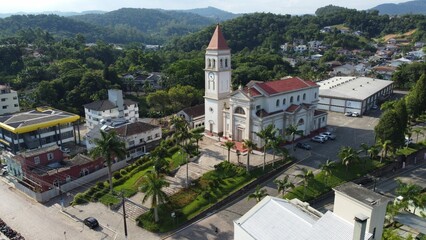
xmin=204 ymin=25 xmax=327 ymax=147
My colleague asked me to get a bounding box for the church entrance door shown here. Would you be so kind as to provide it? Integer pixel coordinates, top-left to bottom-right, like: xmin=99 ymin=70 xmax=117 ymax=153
xmin=236 ymin=129 xmax=243 ymax=142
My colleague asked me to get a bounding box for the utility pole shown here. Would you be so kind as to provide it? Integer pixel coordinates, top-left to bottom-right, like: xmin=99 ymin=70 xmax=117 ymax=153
xmin=122 ymin=192 xmax=128 ymax=240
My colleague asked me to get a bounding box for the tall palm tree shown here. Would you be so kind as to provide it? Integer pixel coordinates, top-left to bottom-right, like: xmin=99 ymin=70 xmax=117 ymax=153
xmin=243 ymin=139 xmax=256 ymax=173
xmin=285 ymin=124 xmax=304 ymax=152
xmin=378 ymin=139 xmax=392 ymax=163
xmin=191 ymin=131 xmax=204 ymax=153
xmin=247 ymin=185 xmax=268 ymax=203
xmin=338 ymin=146 xmax=359 ymax=172
xmin=224 ymin=141 xmax=235 ymax=162
xmin=269 ymin=135 xmax=283 ymax=167
xmin=140 ymin=171 xmax=170 ymax=222
xmin=296 ymin=168 xmax=314 ymax=200
xmin=90 ymin=130 xmax=126 ymax=193
xmin=256 ymin=125 xmax=277 ymax=171
xmin=151 ymin=144 xmax=169 ymax=173
xmin=411 ymin=128 xmax=424 ymax=143
xmin=319 ymin=159 xmax=335 ymax=185
xmin=368 ymin=144 xmax=380 ymax=160
xmin=274 ymin=175 xmax=294 ymax=197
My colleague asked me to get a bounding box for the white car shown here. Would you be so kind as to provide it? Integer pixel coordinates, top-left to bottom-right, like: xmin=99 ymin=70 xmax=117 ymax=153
xmin=344 ymin=111 xmax=352 ymax=116
xmin=311 ymin=135 xmax=326 ymax=143
xmin=352 ymin=112 xmax=360 ymax=117
xmin=320 ymin=132 xmax=336 ymax=140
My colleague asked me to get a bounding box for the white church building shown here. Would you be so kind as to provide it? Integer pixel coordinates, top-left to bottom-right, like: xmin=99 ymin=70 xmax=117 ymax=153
xmin=204 ymin=25 xmax=328 ymax=147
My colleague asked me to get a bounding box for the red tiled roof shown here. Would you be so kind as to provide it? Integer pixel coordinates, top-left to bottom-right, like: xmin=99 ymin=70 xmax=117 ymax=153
xmin=243 ymin=87 xmax=261 ymax=97
xmin=285 ymin=104 xmax=300 ymax=113
xmin=256 ymin=77 xmax=318 ymax=95
xmin=314 ymin=110 xmax=327 ymax=116
xmin=207 ymin=24 xmax=229 ymax=50
xmin=373 ymin=66 xmax=396 ymax=72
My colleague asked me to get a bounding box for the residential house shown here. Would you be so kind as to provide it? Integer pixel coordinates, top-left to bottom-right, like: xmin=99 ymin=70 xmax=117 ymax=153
xmin=390 ymin=57 xmax=412 ymax=68
xmin=2 ymin=146 xmax=103 ymax=192
xmin=84 ymin=89 xmax=139 ymax=130
xmin=0 ymin=85 xmax=20 ymax=115
xmin=86 ymin=120 xmax=161 ymax=161
xmin=372 ymin=66 xmax=396 ymax=80
xmin=294 ymin=45 xmax=308 ymax=53
xmin=0 ymin=107 xmax=81 ymax=154
xmin=177 ymin=104 xmax=205 ymax=129
xmin=308 ymin=41 xmax=322 ymax=50
xmin=333 ymin=64 xmax=356 ymax=76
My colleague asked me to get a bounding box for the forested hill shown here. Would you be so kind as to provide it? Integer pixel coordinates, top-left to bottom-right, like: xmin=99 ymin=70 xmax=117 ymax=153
xmin=70 ymin=8 xmax=215 ymax=41
xmin=0 ymin=14 xmax=154 ymax=44
xmin=372 ymin=0 xmax=426 ymax=15
xmin=181 ymin=6 xmax=241 ymax=21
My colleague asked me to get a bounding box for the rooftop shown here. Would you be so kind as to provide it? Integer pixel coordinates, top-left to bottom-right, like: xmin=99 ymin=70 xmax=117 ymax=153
xmin=20 ymin=145 xmax=59 ymax=158
xmin=0 ymin=107 xmax=80 ymax=134
xmin=334 ymin=182 xmax=391 ymax=208
xmin=83 ymin=99 xmax=137 ymax=111
xmin=245 ymin=77 xmax=318 ymax=97
xmin=180 ymin=104 xmax=205 ymax=118
xmin=318 ymin=76 xmax=394 ymax=101
xmin=206 ymin=24 xmax=229 ymax=50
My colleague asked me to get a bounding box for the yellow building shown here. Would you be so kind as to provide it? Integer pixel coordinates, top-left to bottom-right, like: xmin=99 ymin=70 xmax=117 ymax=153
xmin=0 ymin=107 xmax=81 ymax=154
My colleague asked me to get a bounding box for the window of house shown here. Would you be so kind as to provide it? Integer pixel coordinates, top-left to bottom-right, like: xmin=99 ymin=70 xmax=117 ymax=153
xmin=155 ymin=133 xmax=160 ymax=138
xmin=315 ymin=92 xmax=317 ymax=98
xmin=303 ymin=93 xmax=306 ymax=100
xmin=14 ymin=104 xmax=18 ymax=107
xmin=2 ymin=106 xmax=7 ymax=109
xmin=297 ymin=95 xmax=300 ymax=102
xmin=13 ymin=97 xmax=17 ymax=100
xmin=147 ymin=136 xmax=152 ymax=140
xmin=47 ymin=153 xmax=54 ymax=161
xmin=129 ymin=140 xmax=135 ymax=146
xmin=140 ymin=138 xmax=145 ymax=143
xmin=290 ymin=96 xmax=294 ymax=103
xmin=1 ymin=98 xmax=6 ymax=102
xmin=276 ymin=99 xmax=279 ymax=106
xmin=256 ymin=105 xmax=261 ymax=110
xmin=220 ymin=59 xmax=223 ymax=68
xmin=225 ymin=59 xmax=228 ymax=68
xmin=283 ymin=99 xmax=286 ymax=105
xmin=34 ymin=156 xmax=40 ymax=165
xmin=234 ymin=107 xmax=245 ymax=115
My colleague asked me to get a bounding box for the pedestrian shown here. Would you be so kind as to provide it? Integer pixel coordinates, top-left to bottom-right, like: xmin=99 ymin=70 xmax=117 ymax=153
xmin=215 ymin=227 xmax=219 ymax=234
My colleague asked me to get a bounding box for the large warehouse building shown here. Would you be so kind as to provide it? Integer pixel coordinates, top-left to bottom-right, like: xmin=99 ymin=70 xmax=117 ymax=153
xmin=317 ymin=76 xmax=394 ymax=115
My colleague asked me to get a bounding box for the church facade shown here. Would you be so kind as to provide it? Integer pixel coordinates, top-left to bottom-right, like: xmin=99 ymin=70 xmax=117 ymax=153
xmin=204 ymin=25 xmax=328 ymax=147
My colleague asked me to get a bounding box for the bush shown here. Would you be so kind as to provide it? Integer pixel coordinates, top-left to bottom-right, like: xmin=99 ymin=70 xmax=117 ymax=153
xmin=168 ymin=145 xmax=180 ymax=154
xmin=91 ymin=191 xmax=105 ymax=201
xmin=113 ymin=171 xmax=122 ymax=179
xmin=72 ymin=193 xmax=87 ymax=205
xmin=96 ymin=181 xmax=105 ymax=189
xmin=120 ymin=169 xmax=128 ymax=175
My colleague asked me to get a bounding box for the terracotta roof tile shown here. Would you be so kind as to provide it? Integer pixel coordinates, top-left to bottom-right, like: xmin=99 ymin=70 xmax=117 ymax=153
xmin=207 ymin=24 xmax=229 ymax=50
xmin=181 ymin=104 xmax=205 ymax=118
xmin=243 ymin=87 xmax=261 ymax=97
xmin=113 ymin=122 xmax=158 ymax=137
xmin=285 ymin=104 xmax=300 ymax=113
xmin=256 ymin=77 xmax=318 ymax=95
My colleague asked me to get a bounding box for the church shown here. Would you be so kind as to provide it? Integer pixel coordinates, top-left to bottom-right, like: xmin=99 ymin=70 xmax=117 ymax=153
xmin=204 ymin=25 xmax=328 ymax=147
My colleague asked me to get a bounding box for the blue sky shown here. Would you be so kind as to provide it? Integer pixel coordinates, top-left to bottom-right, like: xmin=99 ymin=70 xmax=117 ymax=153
xmin=0 ymin=0 xmax=409 ymax=14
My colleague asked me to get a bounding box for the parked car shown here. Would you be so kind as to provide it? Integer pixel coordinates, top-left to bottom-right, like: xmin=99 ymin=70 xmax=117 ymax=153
xmin=344 ymin=111 xmax=352 ymax=116
xmin=83 ymin=217 xmax=99 ymax=229
xmin=0 ymin=166 xmax=7 ymax=176
xmin=352 ymin=112 xmax=360 ymax=117
xmin=320 ymin=132 xmax=336 ymax=140
xmin=296 ymin=142 xmax=312 ymax=150
xmin=311 ymin=135 xmax=326 ymax=143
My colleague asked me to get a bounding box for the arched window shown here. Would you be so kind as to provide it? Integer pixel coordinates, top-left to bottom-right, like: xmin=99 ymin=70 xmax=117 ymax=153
xmin=276 ymin=99 xmax=279 ymax=107
xmin=212 ymin=59 xmax=216 ymax=68
xmin=235 ymin=107 xmax=245 ymax=115
xmin=314 ymin=92 xmax=317 ymax=99
xmin=303 ymin=93 xmax=306 ymax=100
xmin=297 ymin=95 xmax=300 ymax=102
xmin=208 ymin=59 xmax=211 ymax=68
xmin=290 ymin=96 xmax=294 ymax=103
xmin=220 ymin=59 xmax=223 ymax=68
xmin=283 ymin=98 xmax=286 ymax=105
xmin=298 ymin=118 xmax=304 ymax=125
xmin=225 ymin=59 xmax=228 ymax=68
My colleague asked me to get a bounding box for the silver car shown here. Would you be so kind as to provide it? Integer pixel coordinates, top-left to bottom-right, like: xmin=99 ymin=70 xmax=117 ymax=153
xmin=320 ymin=132 xmax=336 ymax=140
xmin=311 ymin=135 xmax=326 ymax=143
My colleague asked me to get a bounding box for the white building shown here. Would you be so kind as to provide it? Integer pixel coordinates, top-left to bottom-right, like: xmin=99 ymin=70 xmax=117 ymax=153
xmin=234 ymin=182 xmax=390 ymax=240
xmin=317 ymin=77 xmax=394 ymax=115
xmin=0 ymin=85 xmax=20 ymax=115
xmin=294 ymin=44 xmax=308 ymax=53
xmin=177 ymin=104 xmax=205 ymax=129
xmin=204 ymin=25 xmax=327 ymax=147
xmin=86 ymin=120 xmax=161 ymax=161
xmin=83 ymin=89 xmax=139 ymax=130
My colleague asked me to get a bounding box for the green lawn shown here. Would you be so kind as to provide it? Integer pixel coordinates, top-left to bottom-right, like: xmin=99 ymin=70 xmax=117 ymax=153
xmin=285 ymin=158 xmax=385 ymax=202
xmin=168 ymin=151 xmax=187 ymax=170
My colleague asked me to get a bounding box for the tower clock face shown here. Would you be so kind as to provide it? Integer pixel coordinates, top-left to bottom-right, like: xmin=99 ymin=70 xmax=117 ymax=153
xmin=208 ymin=72 xmax=215 ymax=80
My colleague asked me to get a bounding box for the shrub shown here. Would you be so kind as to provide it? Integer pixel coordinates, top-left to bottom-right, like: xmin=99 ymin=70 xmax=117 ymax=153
xmin=85 ymin=186 xmax=97 ymax=197
xmin=96 ymin=181 xmax=105 ymax=189
xmin=120 ymin=169 xmax=128 ymax=175
xmin=72 ymin=193 xmax=87 ymax=205
xmin=92 ymin=191 xmax=105 ymax=201
xmin=113 ymin=171 xmax=122 ymax=179
xmin=168 ymin=145 xmax=180 ymax=154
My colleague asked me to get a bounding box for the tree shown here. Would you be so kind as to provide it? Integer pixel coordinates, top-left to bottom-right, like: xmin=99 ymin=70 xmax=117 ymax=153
xmin=359 ymin=143 xmax=369 ymax=157
xmin=338 ymin=146 xmax=359 ymax=172
xmin=90 ymin=130 xmax=126 ymax=193
xmin=274 ymin=176 xmax=294 ymax=197
xmin=411 ymin=127 xmax=425 ymax=143
xmin=413 ymin=193 xmax=426 ymax=215
xmin=243 ymin=139 xmax=256 ymax=173
xmin=296 ymin=168 xmax=314 ymax=200
xmin=255 ymin=124 xmax=277 ymax=171
xmin=269 ymin=135 xmax=283 ymax=167
xmin=368 ymin=144 xmax=380 ymax=160
xmin=375 ymin=109 xmax=405 ymax=150
xmin=191 ymin=132 xmax=203 ymax=153
xmin=378 ymin=139 xmax=392 ymax=162
xmin=396 ymin=180 xmax=422 ymax=213
xmin=140 ymin=171 xmax=170 ymax=223
xmin=224 ymin=141 xmax=235 ymax=162
xmin=247 ymin=185 xmax=268 ymax=203
xmin=285 ymin=124 xmax=303 ymax=151
xmin=151 ymin=144 xmax=169 ymax=173
xmin=319 ymin=159 xmax=335 ymax=184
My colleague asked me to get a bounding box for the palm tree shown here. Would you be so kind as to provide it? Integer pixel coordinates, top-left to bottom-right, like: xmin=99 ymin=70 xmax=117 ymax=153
xmin=236 ymin=150 xmax=241 ymax=165
xmin=140 ymin=171 xmax=170 ymax=222
xmin=151 ymin=144 xmax=169 ymax=173
xmin=247 ymin=185 xmax=268 ymax=203
xmin=319 ymin=159 xmax=335 ymax=185
xmin=256 ymin=124 xmax=277 ymax=171
xmin=274 ymin=175 xmax=294 ymax=197
xmin=191 ymin=131 xmax=204 ymax=153
xmin=224 ymin=141 xmax=235 ymax=162
xmin=411 ymin=128 xmax=424 ymax=143
xmin=368 ymin=144 xmax=380 ymax=160
xmin=90 ymin=130 xmax=126 ymax=193
xmin=285 ymin=124 xmax=304 ymax=152
xmin=396 ymin=180 xmax=422 ymax=213
xmin=378 ymin=139 xmax=392 ymax=163
xmin=360 ymin=143 xmax=369 ymax=157
xmin=243 ymin=139 xmax=256 ymax=173
xmin=296 ymin=168 xmax=314 ymax=200
xmin=338 ymin=146 xmax=359 ymax=172
xmin=269 ymin=135 xmax=283 ymax=167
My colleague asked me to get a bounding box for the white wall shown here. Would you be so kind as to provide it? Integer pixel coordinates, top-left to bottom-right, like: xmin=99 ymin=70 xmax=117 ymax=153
xmin=0 ymin=91 xmax=20 ymax=115
xmin=234 ymin=222 xmax=255 ymax=240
